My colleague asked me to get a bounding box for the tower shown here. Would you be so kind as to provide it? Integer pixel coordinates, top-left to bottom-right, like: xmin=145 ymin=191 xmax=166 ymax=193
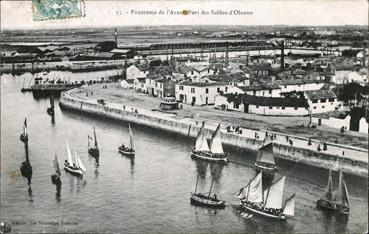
xmin=280 ymin=40 xmax=285 ymax=71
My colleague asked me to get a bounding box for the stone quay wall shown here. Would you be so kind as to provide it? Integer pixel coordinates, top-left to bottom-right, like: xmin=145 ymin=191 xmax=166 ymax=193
xmin=59 ymin=90 xmax=368 ymax=177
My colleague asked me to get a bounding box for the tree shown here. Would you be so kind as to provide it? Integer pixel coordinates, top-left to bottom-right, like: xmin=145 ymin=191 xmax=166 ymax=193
xmin=96 ymin=41 xmax=117 ymax=52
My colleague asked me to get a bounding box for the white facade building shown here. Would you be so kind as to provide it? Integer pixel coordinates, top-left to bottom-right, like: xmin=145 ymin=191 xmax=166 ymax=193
xmin=126 ymin=64 xmax=148 ymax=81
xmin=176 ymin=82 xmax=228 ymax=106
xmin=305 ymin=89 xmax=339 ymax=114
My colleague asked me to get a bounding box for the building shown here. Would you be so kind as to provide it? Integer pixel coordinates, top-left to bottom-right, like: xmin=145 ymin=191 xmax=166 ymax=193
xmin=133 ymin=78 xmax=147 ymax=93
xmin=110 ymin=49 xmax=136 ymax=59
xmin=304 ymin=89 xmax=338 ymax=113
xmin=214 ymin=93 xmax=309 ymax=116
xmin=333 ymin=69 xmax=368 ymax=84
xmin=226 ymin=83 xmax=282 ymax=97
xmin=145 ymin=66 xmax=174 ymax=95
xmin=276 ymin=79 xmax=326 ymax=94
xmin=152 ymin=78 xmax=176 ymax=98
xmin=207 ymin=72 xmax=250 ymax=87
xmin=180 ymin=64 xmax=218 ymax=82
xmin=175 ymin=81 xmax=228 ymax=106
xmin=120 ymin=79 xmax=134 ymax=89
xmin=126 ymin=64 xmax=149 ymax=81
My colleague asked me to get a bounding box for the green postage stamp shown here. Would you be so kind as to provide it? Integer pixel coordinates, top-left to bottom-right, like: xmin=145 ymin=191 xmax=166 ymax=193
xmin=32 ymin=0 xmax=85 ymax=21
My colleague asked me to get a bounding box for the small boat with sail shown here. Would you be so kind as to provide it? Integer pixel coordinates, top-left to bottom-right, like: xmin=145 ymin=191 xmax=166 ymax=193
xmin=191 ymin=122 xmax=228 ymax=163
xmin=118 ymin=124 xmax=135 ymax=156
xmin=64 ymin=140 xmax=86 ymax=176
xmin=316 ymin=169 xmax=349 ymax=215
xmin=20 ymin=118 xmax=29 ymax=142
xmin=235 ymin=172 xmax=295 ymax=220
xmin=254 ymin=137 xmax=277 ymax=178
xmin=47 ymin=94 xmax=55 ymax=115
xmin=88 ymin=126 xmax=99 ymax=157
xmin=51 ymin=154 xmax=62 ymax=186
xmin=190 ymin=173 xmax=225 ymax=209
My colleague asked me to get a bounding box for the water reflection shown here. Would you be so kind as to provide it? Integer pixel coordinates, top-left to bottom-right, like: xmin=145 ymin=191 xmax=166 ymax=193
xmin=20 ymin=143 xmax=33 ymax=202
xmin=194 ymin=160 xmax=208 ymax=180
xmin=119 ymin=154 xmax=135 ymax=177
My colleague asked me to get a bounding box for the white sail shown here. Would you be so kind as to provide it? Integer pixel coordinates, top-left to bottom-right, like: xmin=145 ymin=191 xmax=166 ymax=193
xmin=195 ymin=122 xmax=205 ymax=150
xmin=74 ymin=152 xmax=80 ymax=168
xmin=77 ymin=155 xmax=87 ymax=172
xmin=335 ymin=169 xmax=343 ymax=203
xmin=325 ymin=169 xmax=335 ymax=201
xmin=283 ymin=194 xmax=295 ymax=216
xmin=209 ymin=124 xmax=224 ymax=154
xmin=66 ymin=140 xmax=73 ymax=165
xmin=263 ymin=176 xmax=286 ymax=209
xmin=235 ymin=187 xmax=244 ymax=199
xmin=23 ymin=118 xmax=28 ymax=136
xmin=245 ymin=172 xmax=263 ymax=203
xmin=256 ymin=143 xmax=275 ymax=165
xmin=342 ymin=180 xmax=350 ymax=207
xmin=129 ymin=124 xmax=134 ymax=149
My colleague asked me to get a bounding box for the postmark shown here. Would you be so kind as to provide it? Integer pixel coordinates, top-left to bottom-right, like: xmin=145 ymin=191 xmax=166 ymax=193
xmin=32 ymin=0 xmax=85 ymax=21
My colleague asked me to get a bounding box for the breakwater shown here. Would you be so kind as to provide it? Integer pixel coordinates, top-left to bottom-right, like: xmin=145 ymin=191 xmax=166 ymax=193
xmin=59 ymin=89 xmax=368 ymax=177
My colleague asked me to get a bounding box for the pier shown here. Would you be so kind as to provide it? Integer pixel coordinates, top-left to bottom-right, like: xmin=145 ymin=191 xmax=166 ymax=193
xmin=59 ymin=88 xmax=368 ymax=177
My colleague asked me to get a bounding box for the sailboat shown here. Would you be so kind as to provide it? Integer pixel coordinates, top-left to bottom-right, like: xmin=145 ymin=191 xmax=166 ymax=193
xmin=64 ymin=140 xmax=86 ymax=176
xmin=51 ymin=154 xmax=62 ymax=186
xmin=118 ymin=124 xmax=135 ymax=156
xmin=191 ymin=122 xmax=228 ymax=163
xmin=88 ymin=126 xmax=99 ymax=157
xmin=47 ymin=94 xmax=55 ymax=115
xmin=236 ymin=172 xmax=295 ymax=220
xmin=255 ymin=137 xmax=277 ymax=177
xmin=316 ymin=169 xmax=350 ymax=215
xmin=20 ymin=118 xmax=29 ymax=142
xmin=190 ymin=173 xmax=225 ymax=209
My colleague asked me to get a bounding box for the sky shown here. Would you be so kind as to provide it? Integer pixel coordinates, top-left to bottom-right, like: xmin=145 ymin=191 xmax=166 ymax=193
xmin=1 ymin=0 xmax=368 ymax=30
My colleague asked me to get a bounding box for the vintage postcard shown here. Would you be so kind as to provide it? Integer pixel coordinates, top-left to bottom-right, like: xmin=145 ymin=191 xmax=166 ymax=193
xmin=0 ymin=0 xmax=368 ymax=233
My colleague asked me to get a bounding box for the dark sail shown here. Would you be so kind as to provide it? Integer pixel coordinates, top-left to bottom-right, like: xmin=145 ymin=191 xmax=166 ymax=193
xmin=256 ymin=143 xmax=275 ymax=165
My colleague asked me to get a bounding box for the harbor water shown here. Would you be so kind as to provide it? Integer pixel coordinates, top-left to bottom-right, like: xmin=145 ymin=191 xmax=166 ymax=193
xmin=1 ymin=72 xmax=367 ymax=233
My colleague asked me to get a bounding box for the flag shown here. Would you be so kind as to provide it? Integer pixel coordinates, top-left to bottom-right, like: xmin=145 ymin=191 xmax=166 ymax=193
xmin=88 ymin=135 xmax=93 ymax=141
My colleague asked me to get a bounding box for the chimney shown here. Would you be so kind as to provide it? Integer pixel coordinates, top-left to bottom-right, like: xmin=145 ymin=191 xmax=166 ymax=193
xmin=225 ymin=41 xmax=229 ymax=67
xmin=280 ymin=40 xmax=285 ymax=71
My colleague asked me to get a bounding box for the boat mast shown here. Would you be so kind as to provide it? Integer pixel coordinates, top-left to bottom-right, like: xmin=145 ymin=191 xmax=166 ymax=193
xmin=207 ymin=177 xmax=215 ymax=198
xmin=129 ymin=124 xmax=134 ymax=149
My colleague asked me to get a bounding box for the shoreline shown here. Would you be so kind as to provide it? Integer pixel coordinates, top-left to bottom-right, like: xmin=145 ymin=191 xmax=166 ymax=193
xmin=59 ymin=88 xmax=368 ymax=177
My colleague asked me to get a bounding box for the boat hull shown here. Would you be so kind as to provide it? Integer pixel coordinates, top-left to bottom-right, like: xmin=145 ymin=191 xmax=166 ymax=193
xmin=191 ymin=150 xmax=228 ymax=163
xmin=118 ymin=148 xmax=135 ymax=156
xmin=47 ymin=108 xmax=54 ymax=115
xmin=241 ymin=202 xmax=286 ymax=220
xmin=64 ymin=166 xmax=83 ymax=177
xmin=316 ymin=199 xmax=349 ymax=215
xmin=20 ymin=134 xmax=28 ymax=142
xmin=190 ymin=193 xmax=225 ymax=209
xmin=88 ymin=147 xmax=99 ymax=157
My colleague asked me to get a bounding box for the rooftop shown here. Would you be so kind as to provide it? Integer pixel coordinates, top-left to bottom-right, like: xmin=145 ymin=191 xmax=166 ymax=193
xmin=305 ymin=89 xmax=337 ymax=100
xmin=239 ymin=83 xmax=281 ymax=91
xmin=223 ymin=93 xmax=309 ymax=108
xmin=179 ymin=81 xmax=227 ymax=87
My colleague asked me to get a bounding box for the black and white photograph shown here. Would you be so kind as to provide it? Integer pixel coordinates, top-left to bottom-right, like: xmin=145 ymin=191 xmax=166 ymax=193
xmin=0 ymin=0 xmax=368 ymax=233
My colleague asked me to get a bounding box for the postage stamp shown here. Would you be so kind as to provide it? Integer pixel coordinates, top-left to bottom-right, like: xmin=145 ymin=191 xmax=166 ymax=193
xmin=32 ymin=0 xmax=85 ymax=21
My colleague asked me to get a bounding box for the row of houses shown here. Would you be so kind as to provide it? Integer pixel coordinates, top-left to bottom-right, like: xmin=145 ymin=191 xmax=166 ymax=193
xmin=120 ymin=63 xmax=349 ymax=116
xmin=214 ymin=89 xmax=338 ymax=116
